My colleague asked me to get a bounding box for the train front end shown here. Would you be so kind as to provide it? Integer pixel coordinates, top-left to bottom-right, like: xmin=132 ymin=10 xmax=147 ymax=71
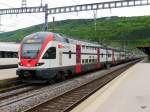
xmin=16 ymin=32 xmax=53 ymax=82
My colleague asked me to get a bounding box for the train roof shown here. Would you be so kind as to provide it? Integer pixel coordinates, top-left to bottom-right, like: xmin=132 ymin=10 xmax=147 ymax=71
xmin=23 ymin=32 xmax=51 ymax=43
xmin=0 ymin=42 xmax=19 ymax=52
xmin=22 ymin=32 xmax=126 ymax=52
xmin=23 ymin=32 xmax=102 ymax=47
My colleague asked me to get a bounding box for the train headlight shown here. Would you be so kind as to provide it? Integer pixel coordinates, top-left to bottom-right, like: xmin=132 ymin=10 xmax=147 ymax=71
xmin=36 ymin=63 xmax=44 ymax=66
xmin=18 ymin=62 xmax=23 ymax=66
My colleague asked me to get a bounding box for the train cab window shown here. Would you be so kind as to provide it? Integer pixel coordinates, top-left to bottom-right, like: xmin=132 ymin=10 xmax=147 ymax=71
xmin=43 ymin=47 xmax=56 ymax=59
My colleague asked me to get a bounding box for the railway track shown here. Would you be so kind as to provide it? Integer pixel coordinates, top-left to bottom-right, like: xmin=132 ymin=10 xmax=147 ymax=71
xmin=0 ymin=79 xmax=46 ymax=103
xmin=0 ymin=60 xmax=139 ymax=112
xmin=0 ymin=78 xmax=22 ymax=92
xmin=0 ymin=84 xmax=43 ymax=101
xmin=26 ymin=62 xmax=133 ymax=112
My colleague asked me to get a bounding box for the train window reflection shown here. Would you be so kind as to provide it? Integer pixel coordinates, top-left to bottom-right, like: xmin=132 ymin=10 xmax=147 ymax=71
xmin=43 ymin=47 xmax=56 ymax=59
xmin=22 ymin=43 xmax=41 ymax=59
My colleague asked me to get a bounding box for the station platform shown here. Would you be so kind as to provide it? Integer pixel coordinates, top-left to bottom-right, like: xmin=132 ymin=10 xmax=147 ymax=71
xmin=0 ymin=68 xmax=17 ymax=80
xmin=71 ymin=60 xmax=150 ymax=112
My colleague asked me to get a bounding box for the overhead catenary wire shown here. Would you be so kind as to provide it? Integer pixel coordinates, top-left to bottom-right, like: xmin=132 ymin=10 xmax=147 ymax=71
xmin=0 ymin=1 xmax=46 ymax=41
xmin=0 ymin=0 xmax=148 ymax=40
xmin=0 ymin=1 xmax=45 ymax=32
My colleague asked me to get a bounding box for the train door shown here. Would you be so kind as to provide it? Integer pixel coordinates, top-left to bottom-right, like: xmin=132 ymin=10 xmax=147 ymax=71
xmin=112 ymin=49 xmax=115 ymax=65
xmin=76 ymin=45 xmax=81 ymax=73
xmin=106 ymin=48 xmax=108 ymax=64
xmin=96 ymin=48 xmax=101 ymax=69
xmin=105 ymin=48 xmax=110 ymax=68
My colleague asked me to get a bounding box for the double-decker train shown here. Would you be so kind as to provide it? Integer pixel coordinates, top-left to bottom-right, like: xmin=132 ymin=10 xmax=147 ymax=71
xmin=0 ymin=42 xmax=19 ymax=67
xmin=16 ymin=32 xmax=136 ymax=83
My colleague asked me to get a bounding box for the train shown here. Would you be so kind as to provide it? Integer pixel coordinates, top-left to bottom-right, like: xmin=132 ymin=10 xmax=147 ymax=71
xmin=16 ymin=32 xmax=136 ymax=83
xmin=0 ymin=42 xmax=19 ymax=66
xmin=0 ymin=42 xmax=19 ymax=58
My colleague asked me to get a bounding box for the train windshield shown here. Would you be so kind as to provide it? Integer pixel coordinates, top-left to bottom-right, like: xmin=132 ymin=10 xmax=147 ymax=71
xmin=22 ymin=43 xmax=42 ymax=59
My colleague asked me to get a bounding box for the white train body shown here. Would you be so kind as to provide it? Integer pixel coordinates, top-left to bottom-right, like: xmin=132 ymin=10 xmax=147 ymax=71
xmin=0 ymin=42 xmax=19 ymax=67
xmin=16 ymin=32 xmax=135 ymax=83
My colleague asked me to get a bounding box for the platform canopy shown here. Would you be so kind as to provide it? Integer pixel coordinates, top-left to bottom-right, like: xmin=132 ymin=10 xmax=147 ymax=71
xmin=137 ymin=46 xmax=150 ymax=56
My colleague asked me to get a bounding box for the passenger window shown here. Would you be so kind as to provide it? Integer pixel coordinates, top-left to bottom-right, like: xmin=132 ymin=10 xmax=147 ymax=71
xmin=89 ymin=59 xmax=91 ymax=63
xmin=110 ymin=54 xmax=112 ymax=57
xmin=101 ymin=53 xmax=103 ymax=58
xmin=82 ymin=59 xmax=84 ymax=64
xmin=43 ymin=47 xmax=56 ymax=59
xmin=92 ymin=59 xmax=94 ymax=62
xmin=86 ymin=59 xmax=88 ymax=63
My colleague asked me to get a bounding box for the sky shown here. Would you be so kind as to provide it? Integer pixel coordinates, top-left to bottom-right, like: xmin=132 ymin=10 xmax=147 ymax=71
xmin=0 ymin=0 xmax=150 ymax=32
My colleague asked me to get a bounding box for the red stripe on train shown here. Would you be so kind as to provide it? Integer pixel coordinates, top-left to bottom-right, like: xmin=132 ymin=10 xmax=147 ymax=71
xmin=76 ymin=65 xmax=81 ymax=73
xmin=20 ymin=34 xmax=53 ymax=67
xmin=37 ymin=34 xmax=53 ymax=61
xmin=75 ymin=45 xmax=81 ymax=73
xmin=96 ymin=48 xmax=101 ymax=68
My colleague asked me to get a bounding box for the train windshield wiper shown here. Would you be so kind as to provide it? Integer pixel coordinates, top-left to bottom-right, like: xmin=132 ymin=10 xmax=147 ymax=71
xmin=22 ymin=50 xmax=39 ymax=59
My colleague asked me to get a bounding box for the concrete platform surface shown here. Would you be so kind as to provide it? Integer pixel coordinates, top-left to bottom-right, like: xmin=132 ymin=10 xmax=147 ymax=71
xmin=71 ymin=62 xmax=150 ymax=112
xmin=0 ymin=68 xmax=17 ymax=80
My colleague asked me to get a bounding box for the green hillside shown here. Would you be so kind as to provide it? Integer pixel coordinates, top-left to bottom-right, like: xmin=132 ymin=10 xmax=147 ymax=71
xmin=0 ymin=16 xmax=150 ymax=49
